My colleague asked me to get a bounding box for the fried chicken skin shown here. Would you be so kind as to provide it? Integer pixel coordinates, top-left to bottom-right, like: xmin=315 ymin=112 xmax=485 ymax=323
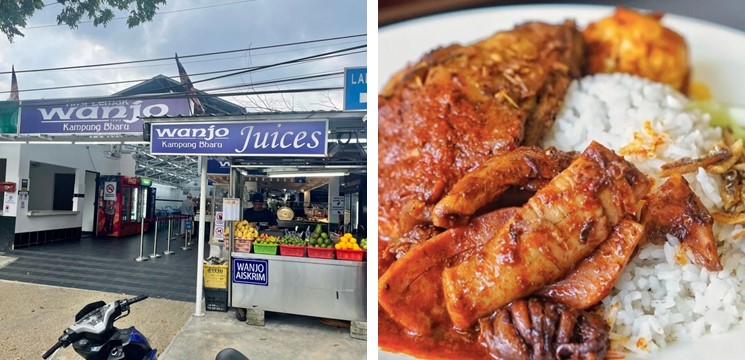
xmin=379 ymin=21 xmax=585 ymax=256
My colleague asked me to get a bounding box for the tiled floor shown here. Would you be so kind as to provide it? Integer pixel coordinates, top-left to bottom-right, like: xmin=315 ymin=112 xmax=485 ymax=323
xmin=0 ymin=229 xmax=209 ymax=302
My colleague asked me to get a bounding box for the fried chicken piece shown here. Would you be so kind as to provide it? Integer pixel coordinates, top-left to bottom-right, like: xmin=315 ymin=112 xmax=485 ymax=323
xmin=479 ymin=298 xmax=609 ymax=360
xmin=442 ymin=142 xmax=652 ymax=329
xmin=378 ymin=208 xmax=519 ymax=335
xmin=379 ymin=21 xmax=585 ymax=256
xmin=583 ymin=7 xmax=690 ymax=92
xmin=433 ymin=147 xmax=576 ymax=228
xmin=642 ymin=173 xmax=723 ymax=271
xmin=537 ymin=219 xmax=644 ymax=309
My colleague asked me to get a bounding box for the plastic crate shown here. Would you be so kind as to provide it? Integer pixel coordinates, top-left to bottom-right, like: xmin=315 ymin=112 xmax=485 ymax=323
xmin=279 ymin=244 xmax=306 ymax=257
xmin=307 ymin=246 xmax=335 ymax=259
xmin=234 ymin=239 xmax=253 ymax=253
xmin=253 ymin=243 xmax=278 ymax=255
xmin=203 ymin=263 xmax=229 ymax=288
xmin=204 ymin=288 xmax=228 ymax=312
xmin=336 ymin=249 xmax=365 ymax=261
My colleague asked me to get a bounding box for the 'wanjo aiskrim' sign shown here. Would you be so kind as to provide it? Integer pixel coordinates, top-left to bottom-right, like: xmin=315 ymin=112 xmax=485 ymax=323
xmin=233 ymin=258 xmax=268 ymax=286
xmin=19 ymin=98 xmax=191 ymax=135
xmin=149 ymin=119 xmax=328 ymax=157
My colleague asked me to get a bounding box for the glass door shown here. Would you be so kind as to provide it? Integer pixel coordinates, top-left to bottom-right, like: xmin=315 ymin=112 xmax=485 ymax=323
xmin=121 ymin=187 xmax=132 ymax=222
xmin=131 ymin=187 xmax=140 ymax=222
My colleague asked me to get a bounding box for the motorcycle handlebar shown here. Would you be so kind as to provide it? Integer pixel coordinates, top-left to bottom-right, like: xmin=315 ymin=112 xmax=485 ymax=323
xmin=125 ymin=295 xmax=148 ymax=306
xmin=42 ymin=341 xmax=63 ymax=359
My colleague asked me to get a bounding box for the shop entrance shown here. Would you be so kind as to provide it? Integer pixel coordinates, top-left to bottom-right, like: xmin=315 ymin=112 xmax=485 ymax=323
xmin=81 ymin=171 xmax=98 ymax=235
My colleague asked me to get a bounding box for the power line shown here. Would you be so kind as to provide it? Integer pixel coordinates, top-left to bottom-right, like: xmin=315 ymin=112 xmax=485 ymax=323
xmin=28 ymin=0 xmax=258 ymax=30
xmin=0 ymin=86 xmax=345 ymax=109
xmin=192 ymin=45 xmax=366 ymax=85
xmin=59 ymin=38 xmax=367 ymax=72
xmin=0 ymin=50 xmax=364 ymax=95
xmin=0 ymin=33 xmax=366 ymax=75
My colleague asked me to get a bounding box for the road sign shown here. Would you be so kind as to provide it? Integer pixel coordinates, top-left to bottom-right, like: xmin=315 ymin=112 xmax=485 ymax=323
xmin=344 ymin=67 xmax=367 ymax=111
xmin=103 ymin=182 xmax=116 ymax=200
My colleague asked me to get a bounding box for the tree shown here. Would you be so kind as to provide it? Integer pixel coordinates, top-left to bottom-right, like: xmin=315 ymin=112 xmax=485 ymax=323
xmin=0 ymin=0 xmax=167 ymax=42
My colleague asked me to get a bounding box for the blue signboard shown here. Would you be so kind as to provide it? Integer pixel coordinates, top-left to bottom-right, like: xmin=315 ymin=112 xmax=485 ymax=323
xmin=19 ymin=98 xmax=190 ymax=135
xmin=344 ymin=67 xmax=367 ymax=111
xmin=206 ymin=159 xmax=231 ymax=175
xmin=233 ymin=258 xmax=269 ymax=286
xmin=184 ymin=219 xmax=193 ymax=231
xmin=149 ymin=120 xmax=328 ymax=157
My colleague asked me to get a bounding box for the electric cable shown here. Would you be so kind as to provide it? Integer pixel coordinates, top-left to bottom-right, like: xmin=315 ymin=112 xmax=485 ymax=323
xmin=0 ymin=34 xmax=365 ymax=75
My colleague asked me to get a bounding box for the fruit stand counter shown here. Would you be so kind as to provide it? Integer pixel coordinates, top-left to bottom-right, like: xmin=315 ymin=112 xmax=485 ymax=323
xmin=230 ymin=252 xmax=367 ymax=322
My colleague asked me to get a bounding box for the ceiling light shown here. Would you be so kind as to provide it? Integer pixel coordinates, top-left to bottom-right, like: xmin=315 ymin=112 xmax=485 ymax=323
xmin=267 ymin=171 xmax=348 ymax=178
xmin=27 ymin=141 xmax=74 ymax=144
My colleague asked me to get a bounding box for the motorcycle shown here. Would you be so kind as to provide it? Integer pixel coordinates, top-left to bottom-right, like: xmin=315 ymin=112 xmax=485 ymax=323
xmin=43 ymin=295 xmax=249 ymax=360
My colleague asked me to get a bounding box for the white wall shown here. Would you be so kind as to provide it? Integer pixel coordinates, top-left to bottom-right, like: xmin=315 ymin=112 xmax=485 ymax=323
xmin=14 ymin=144 xmax=135 ymax=233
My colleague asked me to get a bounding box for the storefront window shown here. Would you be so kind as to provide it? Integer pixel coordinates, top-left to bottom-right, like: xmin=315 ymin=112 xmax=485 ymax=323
xmin=28 ymin=162 xmax=76 ymax=211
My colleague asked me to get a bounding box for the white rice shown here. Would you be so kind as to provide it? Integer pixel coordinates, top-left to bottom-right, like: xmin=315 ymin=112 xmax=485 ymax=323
xmin=543 ymin=73 xmax=745 ymax=354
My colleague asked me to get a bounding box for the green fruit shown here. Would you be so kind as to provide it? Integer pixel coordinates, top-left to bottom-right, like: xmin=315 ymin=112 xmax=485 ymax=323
xmin=321 ymin=233 xmax=328 ymax=239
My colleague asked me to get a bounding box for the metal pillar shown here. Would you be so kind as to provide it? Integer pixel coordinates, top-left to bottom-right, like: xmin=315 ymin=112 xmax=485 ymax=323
xmin=181 ymin=217 xmax=192 ymax=251
xmin=195 ymin=156 xmax=208 ymax=316
xmin=163 ymin=218 xmax=175 ymax=255
xmin=134 ymin=218 xmax=149 ymax=262
xmin=149 ymin=220 xmax=162 ymax=259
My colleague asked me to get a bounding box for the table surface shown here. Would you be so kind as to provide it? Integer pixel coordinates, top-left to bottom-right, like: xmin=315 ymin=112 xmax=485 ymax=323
xmin=379 ymin=0 xmax=745 ymax=32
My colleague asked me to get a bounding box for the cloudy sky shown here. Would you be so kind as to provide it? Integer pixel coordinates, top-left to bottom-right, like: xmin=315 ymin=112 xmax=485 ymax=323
xmin=0 ymin=0 xmax=367 ymax=112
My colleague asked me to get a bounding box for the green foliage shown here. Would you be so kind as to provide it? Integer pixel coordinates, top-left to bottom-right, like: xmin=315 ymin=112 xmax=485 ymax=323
xmin=1 ymin=0 xmax=167 ymax=42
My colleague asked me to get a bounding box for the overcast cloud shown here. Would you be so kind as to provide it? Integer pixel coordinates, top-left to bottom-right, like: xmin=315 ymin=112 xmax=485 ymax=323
xmin=0 ymin=0 xmax=367 ymax=112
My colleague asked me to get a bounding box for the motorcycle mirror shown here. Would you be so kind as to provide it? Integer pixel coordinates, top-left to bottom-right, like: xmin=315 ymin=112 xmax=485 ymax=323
xmin=75 ymin=301 xmax=107 ymax=321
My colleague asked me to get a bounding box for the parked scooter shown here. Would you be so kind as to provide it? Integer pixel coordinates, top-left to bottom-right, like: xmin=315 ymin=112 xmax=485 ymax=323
xmin=43 ymin=295 xmax=249 ymax=360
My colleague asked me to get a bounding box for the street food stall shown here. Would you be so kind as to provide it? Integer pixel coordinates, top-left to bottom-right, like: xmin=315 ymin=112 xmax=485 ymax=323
xmin=146 ymin=111 xmax=367 ymax=334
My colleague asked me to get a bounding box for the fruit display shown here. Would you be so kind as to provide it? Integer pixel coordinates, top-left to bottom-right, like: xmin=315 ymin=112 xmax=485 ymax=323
xmin=360 ymin=238 xmax=367 ymax=250
xmin=232 ymin=220 xmax=258 ymax=239
xmin=335 ymin=233 xmax=362 ymax=251
xmin=308 ymin=224 xmax=333 ymax=248
xmin=255 ymin=233 xmax=280 ymax=245
xmin=279 ymin=234 xmax=304 ymax=246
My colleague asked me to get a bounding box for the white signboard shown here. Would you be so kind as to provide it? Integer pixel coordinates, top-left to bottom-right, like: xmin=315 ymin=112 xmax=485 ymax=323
xmin=331 ymin=196 xmax=345 ymax=215
xmin=103 ymin=182 xmax=117 ymax=200
xmin=18 ymin=191 xmax=28 ymax=211
xmin=213 ymin=224 xmax=224 ymax=241
xmin=3 ymin=192 xmax=17 ymax=216
xmin=213 ymin=211 xmax=225 ymax=241
xmin=223 ymin=198 xmax=241 ymax=221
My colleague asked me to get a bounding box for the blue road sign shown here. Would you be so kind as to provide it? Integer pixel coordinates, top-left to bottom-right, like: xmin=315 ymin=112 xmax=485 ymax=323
xmin=344 ymin=67 xmax=367 ymax=111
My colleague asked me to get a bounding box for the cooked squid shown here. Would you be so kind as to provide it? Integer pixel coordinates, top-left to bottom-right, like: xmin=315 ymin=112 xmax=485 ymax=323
xmin=432 ymin=147 xmax=576 ymax=228
xmin=442 ymin=142 xmax=652 ymax=329
xmin=536 ymin=220 xmax=644 ymax=309
xmin=642 ymin=173 xmax=723 ymax=271
xmin=478 ymin=298 xmax=609 ymax=360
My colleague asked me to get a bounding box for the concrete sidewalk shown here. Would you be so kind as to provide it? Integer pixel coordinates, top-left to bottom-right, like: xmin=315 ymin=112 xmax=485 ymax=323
xmin=0 ymin=262 xmax=366 ymax=360
xmin=160 ymin=307 xmax=367 ymax=360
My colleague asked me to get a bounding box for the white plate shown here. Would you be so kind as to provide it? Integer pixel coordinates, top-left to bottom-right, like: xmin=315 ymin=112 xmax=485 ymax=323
xmin=379 ymin=4 xmax=745 ymax=360
xmin=276 ymin=206 xmax=294 ymax=221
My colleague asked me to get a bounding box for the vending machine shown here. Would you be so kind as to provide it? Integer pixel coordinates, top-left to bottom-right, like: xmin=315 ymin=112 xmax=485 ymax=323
xmin=96 ymin=175 xmax=155 ymax=237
